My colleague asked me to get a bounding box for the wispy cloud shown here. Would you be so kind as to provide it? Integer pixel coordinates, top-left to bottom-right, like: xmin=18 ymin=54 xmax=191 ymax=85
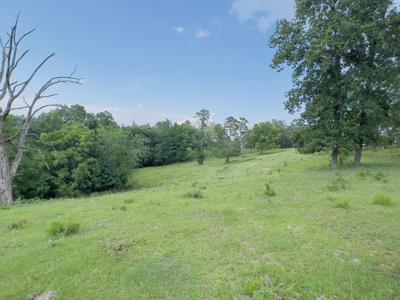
xmin=196 ymin=29 xmax=210 ymax=39
xmin=173 ymin=26 xmax=185 ymax=33
xmin=230 ymin=0 xmax=294 ymax=32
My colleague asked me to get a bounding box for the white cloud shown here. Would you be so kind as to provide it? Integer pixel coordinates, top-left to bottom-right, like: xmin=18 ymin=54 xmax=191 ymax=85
xmin=196 ymin=29 xmax=211 ymax=39
xmin=173 ymin=26 xmax=185 ymax=33
xmin=230 ymin=0 xmax=294 ymax=32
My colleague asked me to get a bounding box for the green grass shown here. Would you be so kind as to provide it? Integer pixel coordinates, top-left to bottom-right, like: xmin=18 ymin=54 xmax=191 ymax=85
xmin=0 ymin=148 xmax=399 ymax=299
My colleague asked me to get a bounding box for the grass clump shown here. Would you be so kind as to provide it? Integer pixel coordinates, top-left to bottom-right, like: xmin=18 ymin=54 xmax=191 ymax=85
xmin=373 ymin=195 xmax=393 ymax=207
xmin=7 ymin=219 xmax=27 ymax=231
xmin=48 ymin=221 xmax=80 ymax=238
xmin=357 ymin=170 xmax=371 ymax=178
xmin=123 ymin=198 xmax=134 ymax=204
xmin=264 ymin=182 xmax=276 ymax=196
xmin=334 ymin=199 xmax=350 ymax=209
xmin=184 ymin=190 xmax=204 ymax=199
xmin=372 ymin=172 xmax=386 ymax=182
xmin=327 ymin=175 xmax=347 ymax=191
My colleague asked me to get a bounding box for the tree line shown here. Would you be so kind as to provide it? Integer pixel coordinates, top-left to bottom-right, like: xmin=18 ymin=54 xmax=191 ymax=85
xmin=6 ymin=105 xmax=295 ymax=200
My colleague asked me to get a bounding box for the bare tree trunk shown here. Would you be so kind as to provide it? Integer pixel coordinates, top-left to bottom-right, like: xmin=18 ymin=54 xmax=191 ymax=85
xmin=0 ymin=16 xmax=80 ymax=205
xmin=0 ymin=143 xmax=13 ymax=205
xmin=354 ymin=142 xmax=363 ymax=168
xmin=331 ymin=147 xmax=339 ymax=169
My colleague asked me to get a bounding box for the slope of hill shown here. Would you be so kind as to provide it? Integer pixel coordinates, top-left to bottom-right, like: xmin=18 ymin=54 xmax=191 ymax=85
xmin=0 ymin=149 xmax=399 ymax=299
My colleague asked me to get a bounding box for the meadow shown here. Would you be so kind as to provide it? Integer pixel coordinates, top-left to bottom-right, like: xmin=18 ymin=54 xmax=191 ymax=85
xmin=0 ymin=148 xmax=399 ymax=299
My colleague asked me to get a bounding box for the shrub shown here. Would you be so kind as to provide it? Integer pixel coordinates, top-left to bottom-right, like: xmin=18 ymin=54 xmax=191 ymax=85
xmin=334 ymin=200 xmax=350 ymax=209
xmin=373 ymin=195 xmax=393 ymax=207
xmin=327 ymin=175 xmax=347 ymax=191
xmin=264 ymin=182 xmax=276 ymax=196
xmin=184 ymin=190 xmax=203 ymax=199
xmin=48 ymin=221 xmax=80 ymax=237
xmin=119 ymin=205 xmax=127 ymax=211
xmin=7 ymin=219 xmax=27 ymax=231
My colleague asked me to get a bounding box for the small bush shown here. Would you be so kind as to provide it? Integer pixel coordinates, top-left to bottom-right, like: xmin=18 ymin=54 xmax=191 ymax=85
xmin=373 ymin=195 xmax=393 ymax=207
xmin=7 ymin=219 xmax=27 ymax=231
xmin=334 ymin=200 xmax=350 ymax=209
xmin=184 ymin=190 xmax=203 ymax=199
xmin=119 ymin=205 xmax=127 ymax=211
xmin=327 ymin=175 xmax=347 ymax=191
xmin=48 ymin=221 xmax=80 ymax=237
xmin=124 ymin=198 xmax=134 ymax=204
xmin=264 ymin=183 xmax=276 ymax=196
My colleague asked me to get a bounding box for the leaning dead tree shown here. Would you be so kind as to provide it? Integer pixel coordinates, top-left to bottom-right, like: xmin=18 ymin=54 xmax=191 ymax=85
xmin=0 ymin=16 xmax=80 ymax=205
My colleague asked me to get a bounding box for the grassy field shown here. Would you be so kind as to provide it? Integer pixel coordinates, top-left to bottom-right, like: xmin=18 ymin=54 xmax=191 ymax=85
xmin=0 ymin=148 xmax=399 ymax=299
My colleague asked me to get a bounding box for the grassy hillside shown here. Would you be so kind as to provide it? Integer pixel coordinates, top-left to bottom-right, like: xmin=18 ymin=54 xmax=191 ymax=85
xmin=0 ymin=149 xmax=399 ymax=299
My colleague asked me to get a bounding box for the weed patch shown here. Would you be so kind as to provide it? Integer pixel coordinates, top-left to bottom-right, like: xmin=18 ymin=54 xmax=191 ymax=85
xmin=373 ymin=195 xmax=393 ymax=207
xmin=334 ymin=200 xmax=350 ymax=209
xmin=264 ymin=182 xmax=276 ymax=196
xmin=48 ymin=221 xmax=80 ymax=238
xmin=327 ymin=175 xmax=347 ymax=191
xmin=373 ymin=172 xmax=386 ymax=182
xmin=183 ymin=190 xmax=203 ymax=199
xmin=7 ymin=219 xmax=27 ymax=231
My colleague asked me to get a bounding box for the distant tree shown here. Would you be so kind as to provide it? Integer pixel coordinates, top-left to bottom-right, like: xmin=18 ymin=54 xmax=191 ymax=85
xmin=270 ymin=120 xmax=294 ymax=149
xmin=248 ymin=122 xmax=280 ymax=154
xmin=237 ymin=117 xmax=249 ymax=154
xmin=213 ymin=124 xmax=232 ymax=162
xmin=195 ymin=109 xmax=210 ymax=165
xmin=0 ymin=17 xmax=80 ymax=205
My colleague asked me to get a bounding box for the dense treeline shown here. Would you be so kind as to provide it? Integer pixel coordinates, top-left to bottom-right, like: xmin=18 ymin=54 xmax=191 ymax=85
xmin=8 ymin=105 xmax=296 ymax=200
xmin=8 ymin=103 xmax=398 ymax=200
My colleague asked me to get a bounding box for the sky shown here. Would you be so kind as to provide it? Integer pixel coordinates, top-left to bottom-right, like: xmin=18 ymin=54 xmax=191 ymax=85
xmin=0 ymin=1 xmax=315 ymax=125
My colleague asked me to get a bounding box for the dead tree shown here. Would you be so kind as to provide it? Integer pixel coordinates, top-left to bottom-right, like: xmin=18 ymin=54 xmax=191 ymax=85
xmin=0 ymin=16 xmax=80 ymax=205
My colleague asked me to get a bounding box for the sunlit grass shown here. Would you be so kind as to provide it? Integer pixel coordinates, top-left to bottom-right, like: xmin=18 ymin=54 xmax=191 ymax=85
xmin=0 ymin=148 xmax=399 ymax=299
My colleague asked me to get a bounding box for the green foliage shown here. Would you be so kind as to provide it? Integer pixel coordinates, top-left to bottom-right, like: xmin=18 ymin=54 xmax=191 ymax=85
xmin=373 ymin=195 xmax=393 ymax=207
xmin=247 ymin=122 xmax=281 ymax=153
xmin=195 ymin=109 xmax=211 ymax=165
xmin=270 ymin=0 xmax=400 ymax=167
xmin=48 ymin=221 xmax=80 ymax=237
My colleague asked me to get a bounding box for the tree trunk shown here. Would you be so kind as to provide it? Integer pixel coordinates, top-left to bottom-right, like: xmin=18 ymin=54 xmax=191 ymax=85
xmin=354 ymin=142 xmax=363 ymax=168
xmin=240 ymin=138 xmax=245 ymax=154
xmin=331 ymin=147 xmax=339 ymax=169
xmin=0 ymin=143 xmax=13 ymax=205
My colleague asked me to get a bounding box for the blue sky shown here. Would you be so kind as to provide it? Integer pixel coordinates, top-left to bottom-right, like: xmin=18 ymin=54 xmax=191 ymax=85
xmin=0 ymin=0 xmax=297 ymax=125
